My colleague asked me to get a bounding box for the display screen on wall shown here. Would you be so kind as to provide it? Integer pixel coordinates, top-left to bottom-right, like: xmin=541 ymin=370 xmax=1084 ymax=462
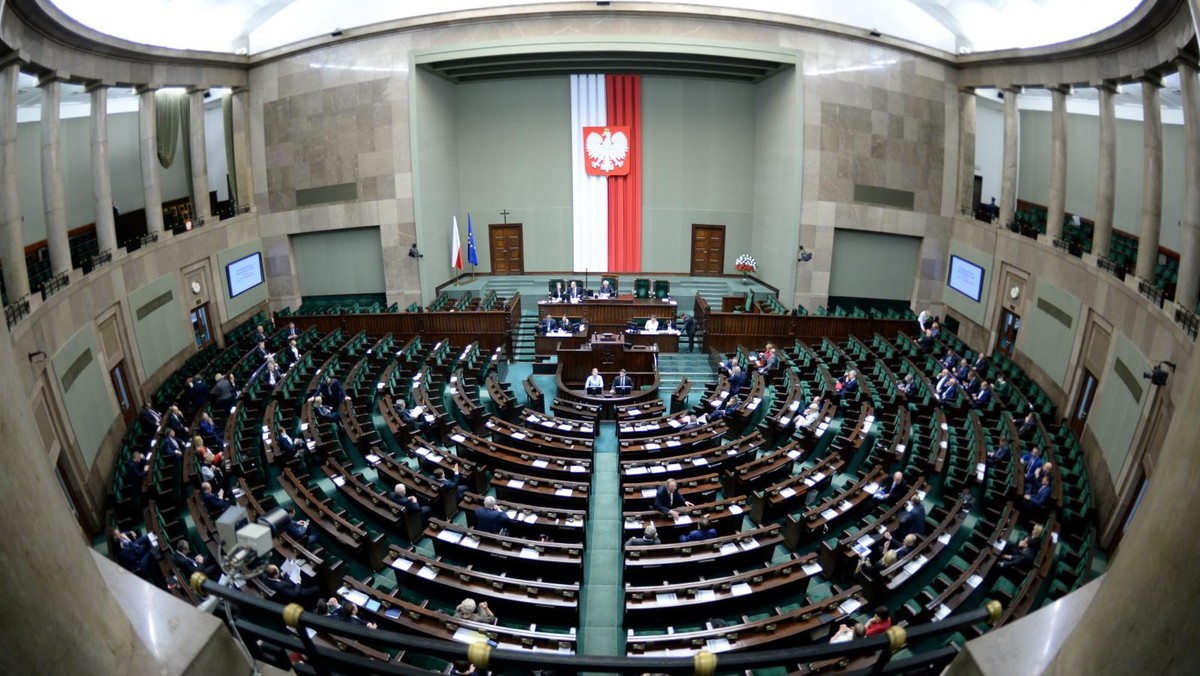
xmin=226 ymin=252 xmax=264 ymax=298
xmin=947 ymin=255 xmax=985 ymax=302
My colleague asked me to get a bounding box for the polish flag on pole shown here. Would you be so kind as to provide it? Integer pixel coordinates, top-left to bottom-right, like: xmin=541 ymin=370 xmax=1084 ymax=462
xmin=451 ymin=216 xmax=463 ymax=270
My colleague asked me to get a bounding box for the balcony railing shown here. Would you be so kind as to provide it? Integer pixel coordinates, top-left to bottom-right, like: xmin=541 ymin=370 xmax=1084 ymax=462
xmin=41 ymin=272 xmax=69 ymax=300
xmin=5 ymin=296 xmax=31 ymax=329
xmin=1175 ymin=306 xmax=1199 ymax=341
xmin=1097 ymin=256 xmax=1126 ymax=281
xmin=1138 ymin=278 xmax=1166 ymax=309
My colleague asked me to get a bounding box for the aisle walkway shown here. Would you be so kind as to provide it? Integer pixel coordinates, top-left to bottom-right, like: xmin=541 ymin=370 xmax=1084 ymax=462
xmin=578 ymin=421 xmax=624 ymax=657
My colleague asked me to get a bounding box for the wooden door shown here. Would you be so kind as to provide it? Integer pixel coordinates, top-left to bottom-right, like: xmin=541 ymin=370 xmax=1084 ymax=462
xmin=995 ymin=309 xmax=1021 ymax=358
xmin=110 ymin=361 xmax=137 ymax=427
xmin=690 ymin=224 xmax=726 ymax=275
xmin=1068 ymin=369 xmax=1098 ymax=438
xmin=489 ymin=224 xmax=524 ymax=274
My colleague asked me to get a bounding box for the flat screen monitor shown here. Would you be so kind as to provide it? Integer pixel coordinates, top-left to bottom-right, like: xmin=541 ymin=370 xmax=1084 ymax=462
xmin=615 ymin=385 xmax=632 ymax=396
xmin=226 ymin=252 xmax=265 ymax=298
xmin=947 ymin=255 xmax=985 ymax=302
xmin=586 ymin=386 xmax=602 ymax=396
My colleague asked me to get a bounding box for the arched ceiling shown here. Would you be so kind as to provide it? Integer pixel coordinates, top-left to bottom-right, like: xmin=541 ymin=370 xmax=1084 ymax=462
xmin=46 ymin=0 xmax=1145 ymax=56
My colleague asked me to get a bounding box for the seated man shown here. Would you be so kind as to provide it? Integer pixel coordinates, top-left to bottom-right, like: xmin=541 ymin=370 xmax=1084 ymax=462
xmin=1018 ymin=411 xmax=1039 ymax=439
xmin=435 ymin=465 xmax=469 ymax=501
xmin=263 ymin=564 xmax=320 ymax=608
xmin=644 ymin=315 xmax=659 ymax=332
xmin=277 ymin=429 xmax=300 ymax=460
xmin=285 ymin=506 xmax=320 ymax=547
xmin=253 ymin=341 xmax=272 ymax=363
xmin=987 ymin=438 xmax=1012 ymax=464
xmin=200 ymin=482 xmax=232 ymax=517
xmin=313 ymin=396 xmax=341 ymax=422
xmin=559 ymin=314 xmax=573 ymax=332
xmin=161 ymin=427 xmax=183 ymax=457
xmin=1020 ymin=446 xmax=1044 ymax=481
xmin=198 ymin=412 xmax=224 ymax=447
xmin=140 ymin=402 xmax=163 ymax=430
xmin=941 ymin=349 xmax=958 ymax=372
xmin=973 ymin=381 xmax=992 ymax=407
xmin=394 ymin=398 xmax=433 ymax=437
xmin=549 ymin=281 xmax=565 ymax=301
xmin=625 ymin=525 xmax=661 ymax=547
xmin=711 ymin=395 xmax=744 ymax=421
xmin=172 ymin=539 xmax=221 ymax=579
xmin=835 ymin=369 xmax=859 ymax=399
xmin=166 ymin=405 xmax=189 ymax=437
xmin=284 ymin=322 xmax=300 ymax=340
xmin=873 ymin=471 xmax=906 ymax=504
xmin=799 ymin=396 xmax=823 ymax=428
xmin=718 ymin=356 xmax=739 ymax=376
xmin=998 ymin=524 xmax=1045 ymax=570
xmin=954 ymin=358 xmax=971 ymax=382
xmin=387 ymin=483 xmax=432 ymax=520
xmin=937 ymin=377 xmax=960 ymax=405
xmin=474 ymin=495 xmax=511 ymax=535
xmin=597 ymin=279 xmax=614 ymax=298
xmin=584 ymin=368 xmax=604 ymax=394
xmin=613 ymin=369 xmax=633 ymax=394
xmin=113 ymin=529 xmax=155 ymax=577
xmin=263 ymin=359 xmax=283 ymax=387
xmin=897 ymin=374 xmax=916 ymax=399
xmin=972 ymin=352 xmax=990 ymax=374
xmin=679 ymin=517 xmax=718 ymax=542
xmin=934 ymin=369 xmax=952 ymax=395
xmin=654 ymin=478 xmax=693 ymax=519
xmin=283 ymin=339 xmax=302 ymax=367
xmin=540 ymin=314 xmax=557 ymax=334
xmin=567 ymin=280 xmax=583 ymax=301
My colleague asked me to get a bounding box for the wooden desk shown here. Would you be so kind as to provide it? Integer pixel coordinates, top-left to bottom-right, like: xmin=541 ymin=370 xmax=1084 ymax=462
xmin=537 ymin=296 xmax=678 ymax=334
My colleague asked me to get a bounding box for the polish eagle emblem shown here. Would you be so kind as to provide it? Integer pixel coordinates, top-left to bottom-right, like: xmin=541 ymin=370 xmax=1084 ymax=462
xmin=583 ymin=126 xmax=631 ymax=176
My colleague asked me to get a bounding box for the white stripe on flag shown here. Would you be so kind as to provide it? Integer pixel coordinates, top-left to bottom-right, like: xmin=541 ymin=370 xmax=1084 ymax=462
xmin=571 ymin=74 xmax=608 ymax=272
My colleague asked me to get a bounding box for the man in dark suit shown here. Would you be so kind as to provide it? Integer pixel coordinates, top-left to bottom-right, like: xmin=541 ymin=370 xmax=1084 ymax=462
xmin=541 ymin=315 xmax=557 ymax=334
xmin=727 ymin=366 xmax=748 ymax=397
xmin=184 ymin=375 xmax=210 ymax=412
xmin=277 ymin=430 xmax=299 ymax=460
xmin=625 ymin=525 xmax=660 ymax=547
xmin=836 ymin=369 xmax=859 ymax=399
xmin=987 ymin=438 xmax=1012 ymax=464
xmin=126 ymin=451 xmax=149 ymax=492
xmin=567 ymin=280 xmax=583 ymax=301
xmin=681 ymin=313 xmax=697 ymax=352
xmin=166 ymin=405 xmax=189 ymax=437
xmin=897 ymin=497 xmax=926 ymax=538
xmin=161 ymin=428 xmax=183 ymax=457
xmin=679 ymin=517 xmax=718 ymax=542
xmin=549 ymin=281 xmax=565 ymax=301
xmin=434 ymin=466 xmax=469 ymax=500
xmin=474 ymin=495 xmax=511 ymax=534
xmin=387 ymin=483 xmax=432 ymax=519
xmin=172 ymin=539 xmax=221 ymax=579
xmin=283 ymin=339 xmax=301 ymax=368
xmin=320 ymin=376 xmax=345 ymax=406
xmin=140 ymin=402 xmax=163 ymax=430
xmin=1018 ymin=412 xmax=1038 ymax=439
xmin=252 ymin=341 xmax=271 ymax=363
xmin=113 ymin=529 xmax=155 ymax=577
xmin=937 ymin=377 xmax=960 ymax=405
xmin=263 ymin=564 xmax=320 ymax=608
xmin=613 ymin=369 xmax=633 ymax=394
xmin=874 ymin=471 xmax=906 ymax=504
xmin=285 ymin=507 xmax=320 ymax=547
xmin=200 ymin=482 xmax=232 ymax=516
xmin=284 ymin=322 xmax=300 ymax=340
xmin=954 ymin=359 xmax=971 ymax=382
xmin=249 ymin=324 xmax=268 ymax=347
xmin=395 ymin=398 xmax=432 ymax=437
xmin=1020 ymin=474 xmax=1054 ymax=519
xmin=654 ymin=479 xmax=692 ymax=519
xmin=972 ymin=353 xmax=989 ymax=374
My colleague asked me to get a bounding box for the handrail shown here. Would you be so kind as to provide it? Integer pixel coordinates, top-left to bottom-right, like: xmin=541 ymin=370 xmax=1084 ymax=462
xmin=1138 ymin=278 xmax=1166 ymax=308
xmin=1096 ymin=256 xmax=1126 ymax=281
xmin=193 ymin=576 xmax=1000 ymax=674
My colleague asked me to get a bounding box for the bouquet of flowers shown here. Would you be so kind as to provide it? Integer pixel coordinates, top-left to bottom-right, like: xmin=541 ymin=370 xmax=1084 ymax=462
xmin=735 ymin=254 xmax=758 ymax=274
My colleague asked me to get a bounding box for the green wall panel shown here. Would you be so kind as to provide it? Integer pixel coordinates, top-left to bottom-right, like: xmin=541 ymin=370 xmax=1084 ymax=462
xmin=829 ymin=229 xmax=921 ymax=301
xmin=52 ymin=325 xmax=116 ymax=468
xmin=217 ymin=239 xmax=268 ymax=320
xmin=1021 ymin=278 xmax=1081 ymax=386
xmin=412 ymin=69 xmax=462 ymax=303
xmin=129 ymin=273 xmax=192 ymax=378
xmin=642 ymin=77 xmax=755 ymax=274
xmin=292 ymin=227 xmax=386 ymax=297
xmin=1090 ymin=332 xmax=1149 ymax=479
xmin=457 ymin=77 xmax=572 ymax=273
xmin=750 ymin=67 xmax=802 ymax=297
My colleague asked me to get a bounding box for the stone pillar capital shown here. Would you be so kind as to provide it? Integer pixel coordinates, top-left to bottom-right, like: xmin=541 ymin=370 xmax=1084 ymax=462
xmin=36 ymin=72 xmax=70 ymax=88
xmin=1094 ymin=80 xmax=1121 ymax=94
xmin=1135 ymin=73 xmax=1165 ymax=88
xmin=135 ymin=84 xmax=162 ymax=94
xmin=1174 ymin=55 xmax=1200 ymax=74
xmin=0 ymin=52 xmax=28 ymax=70
xmin=1045 ymin=84 xmax=1073 ymax=95
xmin=83 ymin=80 xmax=114 ymax=93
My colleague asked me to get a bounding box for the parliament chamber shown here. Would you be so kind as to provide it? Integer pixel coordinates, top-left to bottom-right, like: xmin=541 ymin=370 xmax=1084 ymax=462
xmin=2 ymin=1 xmax=1200 ymax=675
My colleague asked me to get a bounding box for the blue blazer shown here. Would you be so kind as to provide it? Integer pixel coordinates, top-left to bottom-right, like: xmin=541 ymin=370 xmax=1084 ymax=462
xmin=474 ymin=507 xmax=510 ymax=534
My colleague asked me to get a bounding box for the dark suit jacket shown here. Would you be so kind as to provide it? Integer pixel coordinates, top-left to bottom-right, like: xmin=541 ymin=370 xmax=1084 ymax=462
xmin=878 ymin=478 xmax=906 ymax=502
xmin=654 ymin=486 xmax=686 ymax=514
xmin=474 ymin=507 xmax=510 ymax=534
xmin=140 ymin=409 xmax=162 ymax=430
xmin=168 ymin=413 xmax=188 ymax=436
xmin=187 ymin=381 xmax=210 ymax=408
xmin=614 ymin=376 xmax=633 ymax=390
xmin=989 ymin=444 xmax=1011 ymax=462
xmin=680 ymin=527 xmax=717 ymax=542
xmin=202 ymin=491 xmax=231 ymax=515
xmin=542 ymin=317 xmax=557 ymax=333
xmin=898 ymin=505 xmax=927 ymax=538
xmin=727 ymin=372 xmax=748 ymax=395
xmin=162 ymin=436 xmax=182 ymax=456
xmin=682 ymin=317 xmax=696 ymax=336
xmin=1027 ymin=483 xmax=1053 ymax=506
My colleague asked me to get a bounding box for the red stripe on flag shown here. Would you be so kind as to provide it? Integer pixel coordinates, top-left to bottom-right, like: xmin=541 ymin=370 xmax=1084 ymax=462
xmin=606 ymin=74 xmax=642 ymax=272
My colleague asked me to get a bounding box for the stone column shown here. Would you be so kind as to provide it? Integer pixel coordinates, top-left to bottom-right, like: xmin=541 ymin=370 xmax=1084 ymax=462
xmin=1175 ymin=58 xmax=1200 ymax=311
xmin=230 ymin=87 xmax=254 ymax=211
xmin=957 ymin=88 xmax=977 ymax=216
xmin=0 ymin=318 xmax=143 ymax=673
xmin=89 ymin=83 xmax=118 ymax=256
xmin=1136 ymin=77 xmax=1164 ymax=282
xmin=999 ymin=87 xmax=1020 ymax=228
xmin=40 ymin=75 xmax=72 ymax=278
xmin=0 ymin=59 xmax=31 ymax=302
xmin=1093 ymin=83 xmax=1118 ymax=259
xmin=188 ymin=87 xmax=211 ymax=221
xmin=1044 ymin=341 xmax=1200 ymax=675
xmin=138 ymin=87 xmax=164 ymax=235
xmin=1046 ymin=86 xmax=1069 ymax=241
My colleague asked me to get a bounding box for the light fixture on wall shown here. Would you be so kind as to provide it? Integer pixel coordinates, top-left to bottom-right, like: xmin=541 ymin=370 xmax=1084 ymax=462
xmin=797 ymin=246 xmax=813 ymax=263
xmin=1144 ymin=361 xmax=1176 ymax=387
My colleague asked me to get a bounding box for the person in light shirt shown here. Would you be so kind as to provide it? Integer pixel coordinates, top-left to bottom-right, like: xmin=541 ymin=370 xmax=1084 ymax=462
xmin=644 ymin=316 xmax=659 ymax=332
xmin=584 ymin=368 xmax=604 ymax=391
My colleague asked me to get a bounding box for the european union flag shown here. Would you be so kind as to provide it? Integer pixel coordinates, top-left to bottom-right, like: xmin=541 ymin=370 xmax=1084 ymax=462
xmin=466 ymin=214 xmax=479 ymax=266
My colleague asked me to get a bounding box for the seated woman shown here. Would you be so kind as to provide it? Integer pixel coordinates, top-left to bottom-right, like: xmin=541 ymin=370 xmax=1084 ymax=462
xmin=644 ymin=316 xmax=659 ymax=331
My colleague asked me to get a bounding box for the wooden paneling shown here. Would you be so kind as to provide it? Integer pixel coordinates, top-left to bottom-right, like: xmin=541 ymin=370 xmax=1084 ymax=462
xmin=537 ymin=297 xmax=677 ymax=334
xmin=694 ymin=293 xmax=914 ymax=353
